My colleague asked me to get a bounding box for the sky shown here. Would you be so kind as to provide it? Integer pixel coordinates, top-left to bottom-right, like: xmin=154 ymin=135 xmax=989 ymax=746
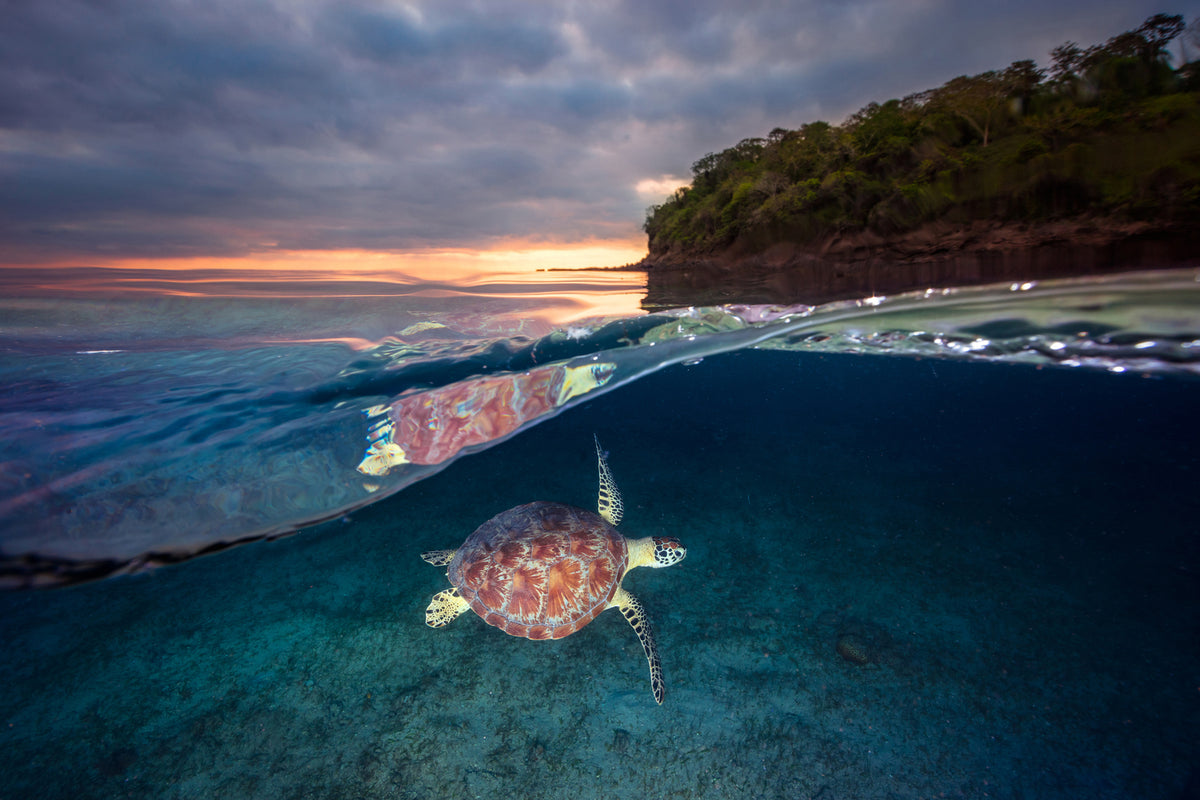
xmin=0 ymin=0 xmax=1192 ymax=273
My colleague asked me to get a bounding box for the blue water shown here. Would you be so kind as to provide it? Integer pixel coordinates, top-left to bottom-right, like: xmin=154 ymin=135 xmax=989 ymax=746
xmin=1 ymin=267 xmax=1198 ymax=798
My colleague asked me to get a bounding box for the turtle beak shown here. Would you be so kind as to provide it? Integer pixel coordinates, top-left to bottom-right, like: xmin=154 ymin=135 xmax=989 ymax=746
xmin=652 ymin=537 xmax=686 ymax=566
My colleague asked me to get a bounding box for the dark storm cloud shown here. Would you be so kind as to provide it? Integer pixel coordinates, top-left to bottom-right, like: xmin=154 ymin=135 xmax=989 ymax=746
xmin=325 ymin=5 xmax=564 ymax=74
xmin=0 ymin=0 xmax=1181 ymax=262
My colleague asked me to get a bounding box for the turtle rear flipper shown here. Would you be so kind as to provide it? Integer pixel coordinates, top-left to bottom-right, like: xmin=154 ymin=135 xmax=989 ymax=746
xmin=421 ymin=549 xmax=457 ymax=567
xmin=426 ymin=588 xmax=469 ymax=628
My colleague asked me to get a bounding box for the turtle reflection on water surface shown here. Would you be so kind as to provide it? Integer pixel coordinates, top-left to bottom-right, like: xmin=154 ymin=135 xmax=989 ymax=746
xmin=420 ymin=435 xmax=687 ymax=704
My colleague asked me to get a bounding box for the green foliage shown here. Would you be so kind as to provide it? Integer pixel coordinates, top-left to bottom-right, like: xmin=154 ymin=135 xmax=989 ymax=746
xmin=644 ymin=12 xmax=1200 ymax=256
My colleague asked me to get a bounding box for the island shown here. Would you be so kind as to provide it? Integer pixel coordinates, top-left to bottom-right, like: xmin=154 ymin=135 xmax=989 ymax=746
xmin=638 ymin=13 xmax=1200 ymax=307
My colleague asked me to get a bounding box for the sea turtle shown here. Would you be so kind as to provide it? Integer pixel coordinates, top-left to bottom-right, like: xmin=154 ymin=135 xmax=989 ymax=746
xmin=358 ymin=362 xmax=616 ymax=475
xmin=420 ymin=435 xmax=687 ymax=704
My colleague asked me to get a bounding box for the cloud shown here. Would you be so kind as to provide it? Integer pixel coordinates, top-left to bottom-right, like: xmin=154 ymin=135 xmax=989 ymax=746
xmin=324 ymin=4 xmax=565 ymax=75
xmin=635 ymin=176 xmax=689 ymax=201
xmin=0 ymin=0 xmax=1175 ymax=264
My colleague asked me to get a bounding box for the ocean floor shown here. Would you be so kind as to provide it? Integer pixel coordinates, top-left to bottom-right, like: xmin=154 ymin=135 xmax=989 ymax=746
xmin=1 ymin=350 xmax=1197 ymax=799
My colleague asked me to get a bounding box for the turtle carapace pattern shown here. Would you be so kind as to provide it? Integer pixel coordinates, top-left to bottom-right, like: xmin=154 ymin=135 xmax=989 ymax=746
xmin=420 ymin=435 xmax=687 ymax=704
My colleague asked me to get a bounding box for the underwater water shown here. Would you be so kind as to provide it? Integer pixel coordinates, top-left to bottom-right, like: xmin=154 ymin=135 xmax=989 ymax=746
xmin=1 ymin=266 xmax=1198 ymax=799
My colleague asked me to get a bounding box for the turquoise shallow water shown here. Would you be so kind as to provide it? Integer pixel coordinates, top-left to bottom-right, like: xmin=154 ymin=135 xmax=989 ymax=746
xmin=1 ymin=267 xmax=1198 ymax=798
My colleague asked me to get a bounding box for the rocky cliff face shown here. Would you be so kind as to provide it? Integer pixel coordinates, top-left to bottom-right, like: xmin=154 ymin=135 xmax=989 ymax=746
xmin=638 ymin=217 xmax=1199 ymax=309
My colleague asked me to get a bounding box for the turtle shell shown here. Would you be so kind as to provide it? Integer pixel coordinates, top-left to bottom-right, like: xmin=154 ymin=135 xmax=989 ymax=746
xmin=448 ymin=501 xmax=629 ymax=640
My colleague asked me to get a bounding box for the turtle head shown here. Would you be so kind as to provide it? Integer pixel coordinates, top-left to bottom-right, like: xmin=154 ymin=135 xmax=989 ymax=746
xmin=627 ymin=536 xmax=686 ymax=570
xmin=650 ymin=537 xmax=686 ymax=567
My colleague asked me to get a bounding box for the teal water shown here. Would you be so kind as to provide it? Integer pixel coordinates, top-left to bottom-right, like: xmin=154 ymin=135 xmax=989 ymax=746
xmin=1 ymin=267 xmax=1198 ymax=798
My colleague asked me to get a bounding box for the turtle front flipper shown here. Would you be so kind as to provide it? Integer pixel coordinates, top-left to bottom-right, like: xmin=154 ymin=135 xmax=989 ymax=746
xmin=426 ymin=588 xmax=470 ymax=628
xmin=611 ymin=587 xmax=665 ymax=704
xmin=594 ymin=434 xmax=623 ymax=526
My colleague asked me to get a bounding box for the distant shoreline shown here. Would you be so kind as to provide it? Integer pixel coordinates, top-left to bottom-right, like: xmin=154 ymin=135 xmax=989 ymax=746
xmin=537 ymin=264 xmax=647 ymax=273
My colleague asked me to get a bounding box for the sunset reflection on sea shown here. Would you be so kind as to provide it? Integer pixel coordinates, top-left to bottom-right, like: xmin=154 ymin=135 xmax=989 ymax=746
xmin=0 ymin=247 xmax=650 ymax=346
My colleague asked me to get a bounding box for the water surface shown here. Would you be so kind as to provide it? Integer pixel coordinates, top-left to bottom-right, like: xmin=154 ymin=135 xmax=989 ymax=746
xmin=0 ymin=264 xmax=1197 ymax=799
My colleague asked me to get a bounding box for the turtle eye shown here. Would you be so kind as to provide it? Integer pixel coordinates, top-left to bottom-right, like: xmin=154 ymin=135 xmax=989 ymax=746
xmin=652 ymin=538 xmax=685 ymax=564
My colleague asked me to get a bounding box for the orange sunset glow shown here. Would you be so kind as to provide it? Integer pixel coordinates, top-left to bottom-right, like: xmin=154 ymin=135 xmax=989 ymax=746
xmin=24 ymin=238 xmax=649 ymax=285
xmin=2 ymin=240 xmax=651 ymax=328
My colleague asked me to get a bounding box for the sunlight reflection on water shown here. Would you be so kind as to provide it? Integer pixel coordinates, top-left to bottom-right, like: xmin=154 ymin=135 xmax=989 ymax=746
xmin=0 ymin=265 xmax=649 ymax=346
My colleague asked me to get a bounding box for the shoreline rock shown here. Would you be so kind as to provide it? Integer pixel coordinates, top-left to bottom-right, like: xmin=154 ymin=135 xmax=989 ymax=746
xmin=637 ymin=217 xmax=1199 ymax=308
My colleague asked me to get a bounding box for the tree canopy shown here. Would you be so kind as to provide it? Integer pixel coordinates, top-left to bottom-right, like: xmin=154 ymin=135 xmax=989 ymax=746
xmin=644 ymin=13 xmax=1199 ymax=258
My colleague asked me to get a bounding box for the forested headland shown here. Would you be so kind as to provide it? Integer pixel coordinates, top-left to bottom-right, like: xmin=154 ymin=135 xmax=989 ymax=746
xmin=639 ymin=14 xmax=1200 ymax=306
